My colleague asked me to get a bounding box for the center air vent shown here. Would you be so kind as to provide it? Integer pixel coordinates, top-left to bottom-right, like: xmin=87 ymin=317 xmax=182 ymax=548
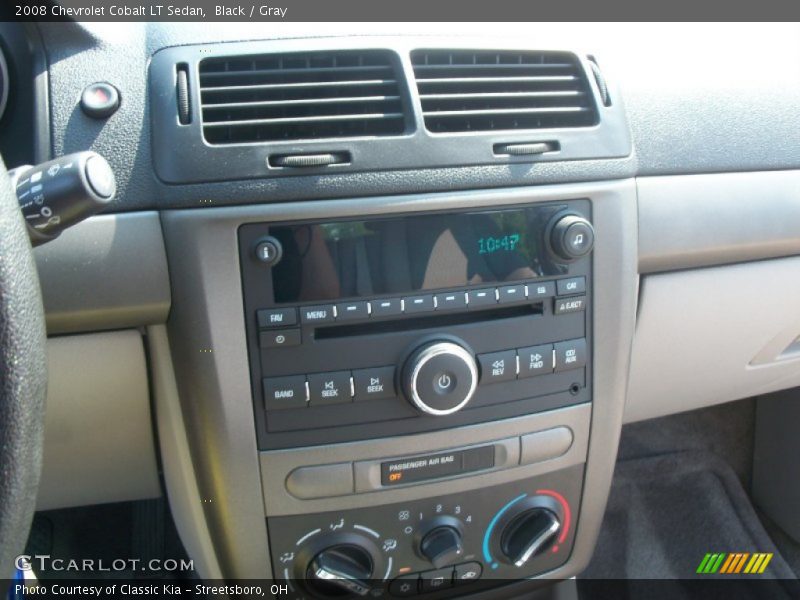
xmin=411 ymin=50 xmax=598 ymax=133
xmin=199 ymin=50 xmax=408 ymax=145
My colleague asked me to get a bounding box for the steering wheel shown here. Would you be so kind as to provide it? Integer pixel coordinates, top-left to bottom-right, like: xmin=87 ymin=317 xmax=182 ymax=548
xmin=0 ymin=155 xmax=48 ymax=579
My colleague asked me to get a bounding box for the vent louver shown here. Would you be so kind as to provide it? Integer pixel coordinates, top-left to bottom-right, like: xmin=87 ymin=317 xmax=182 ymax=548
xmin=411 ymin=50 xmax=598 ymax=133
xmin=199 ymin=50 xmax=408 ymax=145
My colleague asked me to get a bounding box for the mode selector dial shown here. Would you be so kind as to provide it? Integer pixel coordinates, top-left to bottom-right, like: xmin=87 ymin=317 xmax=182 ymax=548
xmin=402 ymin=341 xmax=478 ymax=416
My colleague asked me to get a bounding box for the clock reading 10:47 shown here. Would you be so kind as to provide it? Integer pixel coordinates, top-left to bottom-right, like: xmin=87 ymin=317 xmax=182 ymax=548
xmin=477 ymin=233 xmax=521 ymax=255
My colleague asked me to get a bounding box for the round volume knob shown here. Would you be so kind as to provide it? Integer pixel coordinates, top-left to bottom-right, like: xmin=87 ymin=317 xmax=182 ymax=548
xmin=549 ymin=214 xmax=595 ymax=261
xmin=402 ymin=341 xmax=478 ymax=416
xmin=306 ymin=544 xmax=374 ymax=597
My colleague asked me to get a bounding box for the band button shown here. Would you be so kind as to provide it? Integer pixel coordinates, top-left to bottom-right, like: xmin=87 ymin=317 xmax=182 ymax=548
xmin=263 ymin=375 xmax=308 ymax=410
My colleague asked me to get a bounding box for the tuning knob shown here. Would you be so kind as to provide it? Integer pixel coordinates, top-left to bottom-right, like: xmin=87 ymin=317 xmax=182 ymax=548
xmin=418 ymin=518 xmax=465 ymax=568
xmin=306 ymin=544 xmax=374 ymax=597
xmin=548 ymin=213 xmax=595 ymax=262
xmin=402 ymin=341 xmax=478 ymax=416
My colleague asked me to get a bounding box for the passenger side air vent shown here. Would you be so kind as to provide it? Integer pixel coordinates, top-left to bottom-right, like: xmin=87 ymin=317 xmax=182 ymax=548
xmin=199 ymin=50 xmax=409 ymax=144
xmin=411 ymin=50 xmax=598 ymax=133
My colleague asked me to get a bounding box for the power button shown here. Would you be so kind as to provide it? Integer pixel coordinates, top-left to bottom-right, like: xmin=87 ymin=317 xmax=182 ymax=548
xmin=403 ymin=341 xmax=478 ymax=416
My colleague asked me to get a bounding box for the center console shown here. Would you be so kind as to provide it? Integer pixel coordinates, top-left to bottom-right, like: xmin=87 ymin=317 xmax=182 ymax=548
xmin=160 ymin=180 xmax=637 ymax=593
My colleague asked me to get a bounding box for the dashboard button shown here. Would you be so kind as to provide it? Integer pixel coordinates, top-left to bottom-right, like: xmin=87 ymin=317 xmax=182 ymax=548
xmin=404 ymin=295 xmax=434 ymax=314
xmin=434 ymin=291 xmax=467 ymax=311
xmin=353 ymin=366 xmax=396 ymax=401
xmin=372 ymin=297 xmax=403 ymax=317
xmin=263 ymin=375 xmax=308 ymax=410
xmin=554 ymin=295 xmax=586 ymax=315
xmin=556 ymin=277 xmax=586 ymax=296
xmin=259 ymin=329 xmax=301 ymax=348
xmin=421 ymin=567 xmax=453 ymax=592
xmin=453 ymin=562 xmax=483 ymax=584
xmin=517 ymin=344 xmax=554 ymax=378
xmin=80 ymin=82 xmax=120 ymax=119
xmin=335 ymin=301 xmax=370 ymax=321
xmin=527 ymin=281 xmax=556 ymax=300
xmin=389 ymin=575 xmax=419 ymax=597
xmin=467 ymin=288 xmax=496 ymax=308
xmin=300 ymin=305 xmax=336 ymax=324
xmin=497 ymin=284 xmax=526 ymax=304
xmin=477 ymin=350 xmax=517 ymax=384
xmin=257 ymin=308 xmax=297 ymax=329
xmin=554 ymin=338 xmax=587 ymax=372
xmin=308 ymin=371 xmax=353 ymax=406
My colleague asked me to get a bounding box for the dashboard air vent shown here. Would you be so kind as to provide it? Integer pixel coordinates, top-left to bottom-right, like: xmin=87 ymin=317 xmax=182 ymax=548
xmin=411 ymin=50 xmax=598 ymax=133
xmin=199 ymin=50 xmax=408 ymax=144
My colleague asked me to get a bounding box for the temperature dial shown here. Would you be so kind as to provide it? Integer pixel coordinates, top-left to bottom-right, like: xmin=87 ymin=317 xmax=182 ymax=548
xmin=10 ymin=151 xmax=116 ymax=246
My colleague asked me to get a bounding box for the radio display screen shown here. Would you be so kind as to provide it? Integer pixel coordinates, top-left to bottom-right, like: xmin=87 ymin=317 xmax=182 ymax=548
xmin=270 ymin=204 xmax=566 ymax=304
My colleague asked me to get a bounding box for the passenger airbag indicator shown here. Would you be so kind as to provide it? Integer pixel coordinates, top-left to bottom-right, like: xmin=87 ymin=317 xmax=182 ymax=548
xmin=381 ymin=445 xmax=495 ymax=486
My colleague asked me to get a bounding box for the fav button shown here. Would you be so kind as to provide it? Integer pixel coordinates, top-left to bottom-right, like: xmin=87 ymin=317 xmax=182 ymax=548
xmin=257 ymin=308 xmax=297 ymax=329
xmin=477 ymin=350 xmax=517 ymax=384
xmin=308 ymin=371 xmax=353 ymax=405
xmin=353 ymin=366 xmax=396 ymax=401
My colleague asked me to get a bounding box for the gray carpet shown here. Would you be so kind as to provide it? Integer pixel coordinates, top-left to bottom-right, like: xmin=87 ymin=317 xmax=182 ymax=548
xmin=581 ymin=451 xmax=797 ymax=588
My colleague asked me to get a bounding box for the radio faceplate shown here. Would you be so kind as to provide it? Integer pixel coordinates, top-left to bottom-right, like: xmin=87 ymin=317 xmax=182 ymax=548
xmin=239 ymin=200 xmax=592 ymax=450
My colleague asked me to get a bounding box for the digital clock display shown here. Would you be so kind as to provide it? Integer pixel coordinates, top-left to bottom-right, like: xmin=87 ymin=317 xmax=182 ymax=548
xmin=478 ymin=234 xmax=521 ymax=255
xmin=270 ymin=204 xmax=568 ymax=303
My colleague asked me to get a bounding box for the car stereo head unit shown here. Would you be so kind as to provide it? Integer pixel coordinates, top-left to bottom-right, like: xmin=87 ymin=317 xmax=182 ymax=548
xmin=239 ymin=200 xmax=593 ymax=450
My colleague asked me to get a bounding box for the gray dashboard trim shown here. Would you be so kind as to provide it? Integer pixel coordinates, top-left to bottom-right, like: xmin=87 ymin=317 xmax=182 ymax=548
xmin=638 ymin=170 xmax=800 ymax=274
xmin=160 ymin=178 xmax=638 ymax=580
xmin=33 ymin=211 xmax=171 ymax=335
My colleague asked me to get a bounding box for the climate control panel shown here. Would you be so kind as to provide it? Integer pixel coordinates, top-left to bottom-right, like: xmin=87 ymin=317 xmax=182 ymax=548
xmin=268 ymin=465 xmax=582 ymax=598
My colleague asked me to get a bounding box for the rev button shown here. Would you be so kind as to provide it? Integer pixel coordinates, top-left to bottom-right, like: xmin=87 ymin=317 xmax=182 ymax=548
xmin=308 ymin=371 xmax=353 ymax=406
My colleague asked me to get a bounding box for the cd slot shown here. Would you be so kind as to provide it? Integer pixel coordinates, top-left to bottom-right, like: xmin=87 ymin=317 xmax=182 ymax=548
xmin=315 ymin=303 xmax=543 ymax=340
